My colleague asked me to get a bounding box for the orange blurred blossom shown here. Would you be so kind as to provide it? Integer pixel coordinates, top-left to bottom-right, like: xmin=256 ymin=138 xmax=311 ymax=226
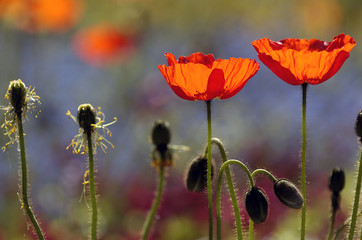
xmin=252 ymin=33 xmax=356 ymax=85
xmin=158 ymin=52 xmax=260 ymax=101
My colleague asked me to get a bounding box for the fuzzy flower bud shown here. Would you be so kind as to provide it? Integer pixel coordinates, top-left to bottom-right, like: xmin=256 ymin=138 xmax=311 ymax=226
xmin=185 ymin=156 xmax=215 ymax=193
xmin=245 ymin=187 xmax=269 ymax=224
xmin=329 ymin=168 xmax=345 ymax=194
xmin=8 ymin=79 xmax=27 ymax=115
xmin=274 ymin=179 xmax=303 ymax=209
xmin=355 ymin=110 xmax=362 ymax=142
xmin=77 ymin=104 xmax=96 ymax=133
xmin=151 ymin=120 xmax=171 ymax=151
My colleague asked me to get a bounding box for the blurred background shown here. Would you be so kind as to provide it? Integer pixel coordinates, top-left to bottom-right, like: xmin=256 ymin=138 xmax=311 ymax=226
xmin=0 ymin=0 xmax=361 ymax=239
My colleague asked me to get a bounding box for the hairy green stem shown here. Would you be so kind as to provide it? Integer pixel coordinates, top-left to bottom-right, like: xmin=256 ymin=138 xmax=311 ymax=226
xmin=301 ymin=83 xmax=307 ymax=240
xmin=251 ymin=169 xmax=278 ymax=183
xmin=207 ymin=138 xmax=243 ymax=240
xmin=216 ymin=159 xmax=254 ymax=240
xmin=249 ymin=219 xmax=254 ymax=240
xmin=347 ymin=146 xmax=362 ymax=240
xmin=206 ymin=100 xmax=213 ymax=240
xmin=327 ymin=209 xmax=336 ymax=240
xmin=17 ymin=114 xmax=45 ymax=240
xmin=87 ymin=132 xmax=97 ymax=240
xmin=141 ymin=165 xmax=165 ymax=240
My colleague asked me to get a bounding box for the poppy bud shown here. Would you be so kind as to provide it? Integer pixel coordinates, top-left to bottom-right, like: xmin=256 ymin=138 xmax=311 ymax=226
xmin=274 ymin=179 xmax=303 ymax=209
xmin=184 ymin=156 xmax=215 ymax=193
xmin=355 ymin=110 xmax=362 ymax=141
xmin=151 ymin=120 xmax=171 ymax=151
xmin=328 ymin=168 xmax=345 ymax=193
xmin=8 ymin=79 xmax=27 ymax=115
xmin=245 ymin=187 xmax=269 ymax=224
xmin=77 ymin=104 xmax=96 ymax=133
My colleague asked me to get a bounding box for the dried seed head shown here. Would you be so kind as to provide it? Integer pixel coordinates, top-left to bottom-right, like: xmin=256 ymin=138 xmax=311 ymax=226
xmin=77 ymin=104 xmax=96 ymax=133
xmin=8 ymin=79 xmax=27 ymax=115
xmin=355 ymin=110 xmax=362 ymax=141
xmin=185 ymin=156 xmax=215 ymax=193
xmin=245 ymin=187 xmax=269 ymax=224
xmin=151 ymin=120 xmax=171 ymax=151
xmin=274 ymin=179 xmax=303 ymax=209
xmin=329 ymin=168 xmax=345 ymax=193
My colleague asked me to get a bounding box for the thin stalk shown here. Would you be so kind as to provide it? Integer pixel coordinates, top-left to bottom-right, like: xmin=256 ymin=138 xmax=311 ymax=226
xmin=209 ymin=138 xmax=243 ymax=239
xmin=347 ymin=146 xmax=362 ymax=240
xmin=216 ymin=159 xmax=254 ymax=240
xmin=251 ymin=169 xmax=278 ymax=183
xmin=206 ymin=100 xmax=213 ymax=240
xmin=301 ymin=83 xmax=308 ymax=240
xmin=141 ymin=166 xmax=165 ymax=240
xmin=327 ymin=209 xmax=336 ymax=240
xmin=17 ymin=114 xmax=45 ymax=240
xmin=249 ymin=219 xmax=254 ymax=240
xmin=87 ymin=132 xmax=97 ymax=240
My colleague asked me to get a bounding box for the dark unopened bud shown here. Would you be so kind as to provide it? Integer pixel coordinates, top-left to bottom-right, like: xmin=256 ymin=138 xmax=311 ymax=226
xmin=329 ymin=168 xmax=345 ymax=193
xmin=151 ymin=120 xmax=170 ymax=151
xmin=77 ymin=104 xmax=96 ymax=133
xmin=8 ymin=79 xmax=27 ymax=115
xmin=245 ymin=187 xmax=269 ymax=224
xmin=185 ymin=156 xmax=215 ymax=193
xmin=274 ymin=179 xmax=303 ymax=209
xmin=331 ymin=192 xmax=341 ymax=211
xmin=355 ymin=110 xmax=362 ymax=141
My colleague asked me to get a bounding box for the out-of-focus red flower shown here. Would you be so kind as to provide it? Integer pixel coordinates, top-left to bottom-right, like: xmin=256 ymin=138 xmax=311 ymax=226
xmin=252 ymin=33 xmax=356 ymax=85
xmin=158 ymin=52 xmax=260 ymax=101
xmin=73 ymin=24 xmax=136 ymax=67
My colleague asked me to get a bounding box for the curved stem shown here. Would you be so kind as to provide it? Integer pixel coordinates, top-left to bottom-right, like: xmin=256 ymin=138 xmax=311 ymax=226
xmin=141 ymin=166 xmax=165 ymax=240
xmin=334 ymin=211 xmax=362 ymax=240
xmin=87 ymin=132 xmax=97 ymax=240
xmin=347 ymin=146 xmax=362 ymax=240
xmin=301 ymin=83 xmax=307 ymax=240
xmin=251 ymin=169 xmax=278 ymax=183
xmin=206 ymin=100 xmax=213 ymax=240
xmin=327 ymin=209 xmax=336 ymax=240
xmin=217 ymin=159 xmax=254 ymax=240
xmin=209 ymin=138 xmax=243 ymax=240
xmin=17 ymin=114 xmax=45 ymax=240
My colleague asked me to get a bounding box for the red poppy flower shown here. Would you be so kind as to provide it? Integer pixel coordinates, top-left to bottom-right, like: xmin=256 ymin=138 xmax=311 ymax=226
xmin=251 ymin=33 xmax=356 ymax=85
xmin=158 ymin=52 xmax=260 ymax=101
xmin=73 ymin=24 xmax=135 ymax=67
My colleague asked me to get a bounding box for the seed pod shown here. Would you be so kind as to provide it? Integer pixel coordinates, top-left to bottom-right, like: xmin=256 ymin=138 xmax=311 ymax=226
xmin=185 ymin=156 xmax=214 ymax=193
xmin=274 ymin=179 xmax=303 ymax=209
xmin=77 ymin=104 xmax=96 ymax=133
xmin=355 ymin=110 xmax=362 ymax=140
xmin=8 ymin=79 xmax=27 ymax=115
xmin=329 ymin=168 xmax=345 ymax=193
xmin=245 ymin=187 xmax=269 ymax=223
xmin=151 ymin=120 xmax=171 ymax=151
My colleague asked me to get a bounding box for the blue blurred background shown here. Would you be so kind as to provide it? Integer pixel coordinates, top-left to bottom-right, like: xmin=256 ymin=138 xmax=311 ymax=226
xmin=0 ymin=0 xmax=361 ymax=239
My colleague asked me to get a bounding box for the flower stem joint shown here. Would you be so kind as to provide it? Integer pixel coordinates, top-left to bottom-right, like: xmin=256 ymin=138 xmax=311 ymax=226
xmin=274 ymin=179 xmax=303 ymax=209
xmin=185 ymin=156 xmax=215 ymax=193
xmin=151 ymin=120 xmax=172 ymax=168
xmin=8 ymin=80 xmax=27 ymax=116
xmin=245 ymin=187 xmax=269 ymax=224
xmin=77 ymin=104 xmax=96 ymax=134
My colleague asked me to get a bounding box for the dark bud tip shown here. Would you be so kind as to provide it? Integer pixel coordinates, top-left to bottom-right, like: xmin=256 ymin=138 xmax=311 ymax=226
xmin=151 ymin=120 xmax=171 ymax=151
xmin=274 ymin=179 xmax=303 ymax=209
xmin=8 ymin=79 xmax=27 ymax=115
xmin=185 ymin=156 xmax=215 ymax=193
xmin=329 ymin=168 xmax=345 ymax=193
xmin=355 ymin=110 xmax=362 ymax=141
xmin=77 ymin=104 xmax=96 ymax=133
xmin=245 ymin=187 xmax=269 ymax=224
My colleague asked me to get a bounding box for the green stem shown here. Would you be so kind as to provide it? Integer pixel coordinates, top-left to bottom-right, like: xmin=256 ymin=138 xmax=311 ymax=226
xmin=216 ymin=159 xmax=254 ymax=240
xmin=333 ymin=211 xmax=362 ymax=240
xmin=87 ymin=132 xmax=97 ymax=240
xmin=206 ymin=100 xmax=213 ymax=240
xmin=17 ymin=114 xmax=45 ymax=240
xmin=249 ymin=219 xmax=254 ymax=240
xmin=327 ymin=209 xmax=336 ymax=240
xmin=347 ymin=146 xmax=362 ymax=240
xmin=209 ymin=138 xmax=243 ymax=240
xmin=141 ymin=165 xmax=165 ymax=240
xmin=301 ymin=83 xmax=307 ymax=240
xmin=251 ymin=169 xmax=278 ymax=183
